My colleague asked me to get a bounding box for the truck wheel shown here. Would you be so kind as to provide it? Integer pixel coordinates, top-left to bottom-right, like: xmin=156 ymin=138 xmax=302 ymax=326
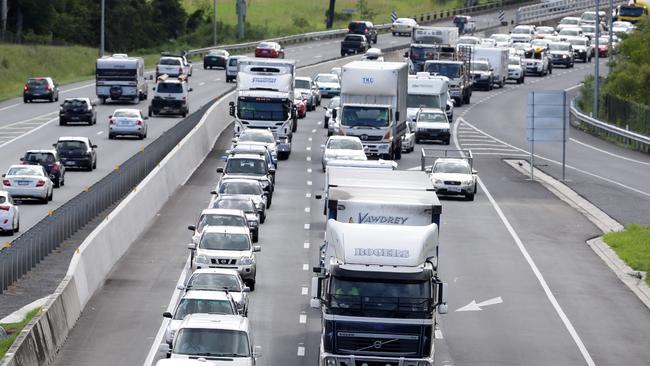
xmin=394 ymin=142 xmax=402 ymax=160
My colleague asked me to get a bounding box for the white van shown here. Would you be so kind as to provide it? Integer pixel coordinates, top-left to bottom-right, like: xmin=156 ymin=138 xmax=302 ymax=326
xmin=225 ymin=56 xmax=247 ymax=83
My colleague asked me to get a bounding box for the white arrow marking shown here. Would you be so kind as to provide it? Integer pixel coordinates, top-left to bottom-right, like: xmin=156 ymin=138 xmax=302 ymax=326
xmin=456 ymin=296 xmax=503 ymax=312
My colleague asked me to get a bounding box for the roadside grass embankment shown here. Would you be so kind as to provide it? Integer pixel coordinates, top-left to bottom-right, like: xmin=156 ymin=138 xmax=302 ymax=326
xmin=0 ymin=44 xmax=159 ymax=102
xmin=603 ymin=224 xmax=650 ymax=286
xmin=0 ymin=308 xmax=41 ymax=358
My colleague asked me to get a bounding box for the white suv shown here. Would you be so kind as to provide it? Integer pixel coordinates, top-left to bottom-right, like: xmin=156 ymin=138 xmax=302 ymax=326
xmin=149 ymin=75 xmax=192 ymax=117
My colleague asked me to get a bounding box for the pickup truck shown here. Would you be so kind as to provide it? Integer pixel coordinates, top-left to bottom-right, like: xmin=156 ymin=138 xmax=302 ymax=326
xmin=340 ymin=34 xmax=369 ymax=57
xmin=155 ymin=54 xmax=193 ymax=78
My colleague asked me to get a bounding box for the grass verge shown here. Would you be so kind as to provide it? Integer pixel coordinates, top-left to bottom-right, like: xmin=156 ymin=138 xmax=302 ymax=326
xmin=0 ymin=308 xmax=41 ymax=358
xmin=603 ymin=224 xmax=650 ymax=286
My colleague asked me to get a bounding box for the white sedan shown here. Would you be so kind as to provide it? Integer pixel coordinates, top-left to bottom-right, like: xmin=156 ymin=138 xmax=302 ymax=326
xmin=430 ymin=158 xmax=478 ymax=201
xmin=2 ymin=165 xmax=53 ymax=204
xmin=391 ymin=18 xmax=418 ymax=36
xmin=321 ymin=136 xmax=367 ymax=172
xmin=0 ymin=190 xmax=19 ymax=235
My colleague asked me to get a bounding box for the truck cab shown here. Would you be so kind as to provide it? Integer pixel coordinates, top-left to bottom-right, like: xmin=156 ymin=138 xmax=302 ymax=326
xmin=407 ymin=72 xmax=450 ymax=122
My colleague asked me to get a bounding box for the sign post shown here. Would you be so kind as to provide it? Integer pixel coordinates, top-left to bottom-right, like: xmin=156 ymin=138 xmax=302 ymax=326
xmin=526 ymin=91 xmax=568 ymax=181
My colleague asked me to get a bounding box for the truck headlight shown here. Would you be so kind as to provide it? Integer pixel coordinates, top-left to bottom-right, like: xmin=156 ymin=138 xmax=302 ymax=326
xmin=240 ymin=257 xmax=255 ymax=265
xmin=195 ymin=255 xmax=208 ymax=264
xmin=324 ymin=357 xmax=337 ymax=366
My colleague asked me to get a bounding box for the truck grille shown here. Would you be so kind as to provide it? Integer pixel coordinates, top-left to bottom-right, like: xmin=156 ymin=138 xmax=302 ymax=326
xmin=211 ymin=258 xmax=237 ymax=265
xmin=347 ymin=134 xmax=382 ymax=142
xmin=337 ymin=333 xmax=420 ymax=356
xmin=444 ymin=181 xmax=461 ymax=185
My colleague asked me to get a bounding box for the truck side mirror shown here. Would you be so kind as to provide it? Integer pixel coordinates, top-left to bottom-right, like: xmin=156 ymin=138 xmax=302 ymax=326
xmin=395 ymin=111 xmax=400 ymax=121
xmin=187 ymin=243 xmax=196 ymax=250
xmin=229 ymin=101 xmax=235 ymax=117
xmin=187 ymin=225 xmax=196 ymax=231
xmin=331 ymin=109 xmax=337 ymax=119
xmin=437 ymin=282 xmax=449 ymax=314
xmin=403 ymin=51 xmax=409 ymax=58
xmin=163 ymin=311 xmax=173 ymax=318
xmin=253 ymin=345 xmax=262 ymax=359
xmin=310 ymin=277 xmax=321 ymax=308
xmin=216 ymin=167 xmax=224 ymax=173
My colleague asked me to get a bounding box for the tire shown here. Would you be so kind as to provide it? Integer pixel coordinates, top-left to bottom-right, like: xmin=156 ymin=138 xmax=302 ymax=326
xmin=394 ymin=143 xmax=402 ymax=160
xmin=260 ymin=212 xmax=266 ymax=224
xmin=182 ymin=110 xmax=187 ymax=118
xmin=252 ymin=230 xmax=259 ymax=243
xmin=466 ymin=193 xmax=475 ymax=201
xmin=59 ymin=119 xmax=66 ymax=126
xmin=139 ymin=133 xmax=145 ymax=140
xmin=60 ymin=174 xmax=65 ymax=187
xmin=14 ymin=218 xmax=19 ymax=233
xmin=54 ymin=176 xmax=60 ymax=188
xmin=109 ymin=133 xmax=115 ymax=140
xmin=266 ymin=195 xmax=272 ymax=209
xmin=444 ymin=139 xmax=450 ymax=145
xmin=248 ymin=280 xmax=256 ymax=291
xmin=292 ymin=119 xmax=297 ymax=133
xmin=415 ymin=137 xmax=420 ymax=144
xmin=92 ymin=159 xmax=97 ymax=170
xmin=23 ymin=97 xmax=28 ymax=103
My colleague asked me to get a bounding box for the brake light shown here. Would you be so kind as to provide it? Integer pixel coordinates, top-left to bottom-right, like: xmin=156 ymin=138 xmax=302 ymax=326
xmin=52 ymin=162 xmax=61 ymax=170
xmin=137 ymin=119 xmax=143 ymax=126
xmin=179 ymin=66 xmax=184 ymax=74
xmin=36 ymin=180 xmax=45 ymax=187
xmin=109 ymin=118 xmax=114 ymax=124
xmin=2 ymin=179 xmax=9 ymax=186
xmin=46 ymin=85 xmax=52 ymax=91
xmin=24 ymin=85 xmax=29 ymax=91
xmin=383 ymin=130 xmax=392 ymax=140
xmin=0 ymin=205 xmax=10 ymax=211
xmin=364 ymin=29 xmax=368 ymax=33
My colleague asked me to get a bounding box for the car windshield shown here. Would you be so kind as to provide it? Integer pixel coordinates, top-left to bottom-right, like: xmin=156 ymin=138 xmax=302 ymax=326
xmin=433 ymin=161 xmax=471 ymax=174
xmin=491 ymin=34 xmax=510 ymax=41
xmin=7 ymin=166 xmax=43 ymax=176
xmin=569 ymin=38 xmax=588 ymax=46
xmin=113 ymin=110 xmax=139 ymax=118
xmin=560 ymin=29 xmax=579 ymax=36
xmin=56 ymin=140 xmax=86 ymax=151
xmin=173 ymin=329 xmax=250 ymax=357
xmin=344 ymin=35 xmax=364 ymax=42
xmin=561 ymin=18 xmax=579 ymax=25
xmin=407 ymin=94 xmax=441 ymax=109
xmin=24 ymin=152 xmax=55 ymax=164
xmin=581 ymin=13 xmax=597 ymax=21
xmin=418 ymin=112 xmax=447 ymax=122
xmin=550 ymin=43 xmax=571 ymax=51
xmin=425 ymin=62 xmax=461 ymax=78
xmin=238 ymin=131 xmax=275 ymax=144
xmin=197 ymin=214 xmax=246 ymax=232
xmin=238 ymin=99 xmax=288 ymax=121
xmin=199 ymin=232 xmax=250 ymax=251
xmin=511 ymin=28 xmax=530 ymax=34
xmin=63 ymin=99 xmax=88 ymax=108
xmin=173 ymin=299 xmax=234 ymax=320
xmin=472 ymin=62 xmax=490 ymax=71
xmin=219 ymin=181 xmax=261 ymax=195
xmin=209 ymin=50 xmax=228 ymax=57
xmin=159 ymin=58 xmax=181 ymax=65
xmin=187 ymin=273 xmax=241 ymax=291
xmin=537 ymin=27 xmax=554 ymax=34
xmin=225 ymin=158 xmax=267 ymax=175
xmin=156 ymin=82 xmax=183 ymax=93
xmin=295 ymin=79 xmax=310 ymax=89
xmin=316 ymin=74 xmax=339 ymax=83
xmin=228 ymin=58 xmax=239 ymax=66
xmin=327 ymin=138 xmax=363 ymax=150
xmin=212 ymin=199 xmax=255 ymax=213
xmin=349 ymin=22 xmax=368 ymax=33
xmin=508 ymin=57 xmax=521 ymax=65
xmin=27 ymin=79 xmax=48 ymax=87
xmin=340 ymin=106 xmax=389 ymax=128
xmin=581 ymin=25 xmax=595 ymax=32
xmin=458 ymin=37 xmax=479 ymax=44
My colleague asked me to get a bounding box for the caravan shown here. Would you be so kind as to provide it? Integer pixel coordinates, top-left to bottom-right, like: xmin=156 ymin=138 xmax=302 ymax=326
xmin=95 ymin=54 xmax=147 ymax=103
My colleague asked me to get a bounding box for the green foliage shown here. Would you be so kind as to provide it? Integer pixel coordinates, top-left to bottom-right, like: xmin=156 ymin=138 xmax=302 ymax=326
xmin=0 ymin=308 xmax=41 ymax=358
xmin=357 ymin=0 xmax=376 ymax=19
xmin=603 ymin=224 xmax=650 ymax=286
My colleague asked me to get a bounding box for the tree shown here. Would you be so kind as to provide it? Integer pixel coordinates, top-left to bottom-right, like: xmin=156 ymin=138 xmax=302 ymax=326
xmin=151 ymin=0 xmax=187 ymax=40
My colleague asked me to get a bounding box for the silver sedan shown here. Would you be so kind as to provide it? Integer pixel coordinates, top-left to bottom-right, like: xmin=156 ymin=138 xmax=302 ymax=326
xmin=108 ymin=108 xmax=148 ymax=140
xmin=2 ymin=165 xmax=53 ymax=204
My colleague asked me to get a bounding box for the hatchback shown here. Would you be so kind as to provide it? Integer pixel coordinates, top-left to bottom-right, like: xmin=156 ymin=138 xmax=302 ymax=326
xmin=23 ymin=77 xmax=59 ymax=103
xmin=203 ymin=49 xmax=229 ymax=69
xmin=255 ymin=41 xmax=284 ymax=58
xmin=20 ymin=149 xmax=65 ymax=188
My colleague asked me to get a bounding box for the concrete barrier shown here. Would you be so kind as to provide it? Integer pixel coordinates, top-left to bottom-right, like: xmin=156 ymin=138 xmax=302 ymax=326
xmin=0 ymin=92 xmax=235 ymax=366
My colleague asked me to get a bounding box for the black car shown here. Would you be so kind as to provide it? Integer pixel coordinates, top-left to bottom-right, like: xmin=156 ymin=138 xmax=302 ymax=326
xmin=340 ymin=34 xmax=369 ymax=57
xmin=23 ymin=77 xmax=59 ymax=103
xmin=203 ymin=49 xmax=230 ymax=69
xmin=549 ymin=42 xmax=574 ymax=68
xmin=59 ymin=98 xmax=97 ymax=126
xmin=348 ymin=21 xmax=378 ymax=44
xmin=20 ymin=149 xmax=66 ymax=188
xmin=53 ymin=137 xmax=97 ymax=171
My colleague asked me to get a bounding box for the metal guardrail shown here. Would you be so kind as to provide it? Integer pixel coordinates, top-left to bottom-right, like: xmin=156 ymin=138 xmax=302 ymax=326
xmin=570 ymin=98 xmax=650 ymax=153
xmin=0 ymin=93 xmax=231 ymax=293
xmin=187 ymin=0 xmax=528 ymax=57
xmin=516 ymin=0 xmax=627 ymax=24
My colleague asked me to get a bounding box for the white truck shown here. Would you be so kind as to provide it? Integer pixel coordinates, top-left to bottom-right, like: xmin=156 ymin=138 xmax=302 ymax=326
xmin=311 ymin=220 xmax=448 ymax=366
xmin=407 ymin=26 xmax=459 ymax=73
xmin=472 ymin=46 xmax=509 ymax=88
xmin=407 ymin=72 xmax=451 ymax=122
xmin=339 ymin=61 xmax=408 ymax=160
xmin=229 ymin=58 xmax=297 ymax=159
xmin=95 ymin=53 xmax=147 ymax=103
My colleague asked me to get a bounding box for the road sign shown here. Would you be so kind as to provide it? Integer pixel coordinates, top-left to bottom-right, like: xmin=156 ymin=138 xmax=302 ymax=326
xmin=526 ymin=90 xmax=568 ymax=180
xmin=391 ymin=10 xmax=398 ymax=23
xmin=498 ymin=10 xmax=505 ymax=22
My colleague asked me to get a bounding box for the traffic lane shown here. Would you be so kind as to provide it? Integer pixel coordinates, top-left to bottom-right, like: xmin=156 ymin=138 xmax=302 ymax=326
xmin=477 ymin=155 xmax=650 ymax=365
xmin=460 ymin=59 xmax=650 ymax=225
xmin=394 ymin=143 xmax=595 ymax=365
xmin=51 ymin=109 xmax=235 ymax=366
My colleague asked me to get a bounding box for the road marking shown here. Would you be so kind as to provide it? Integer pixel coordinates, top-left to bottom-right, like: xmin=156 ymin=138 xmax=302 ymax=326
xmin=458 ymin=118 xmax=650 ymax=198
xmin=0 ymin=117 xmax=58 ymax=149
xmin=306 ymin=156 xmax=311 ymax=161
xmin=307 ymin=180 xmax=312 ymax=186
xmin=214 ymin=78 xmax=220 ymax=81
xmin=307 ymin=168 xmax=312 ymax=173
xmin=456 ymin=296 xmax=503 ymax=312
xmin=304 ymin=223 xmax=310 ymax=230
xmin=304 ymin=207 xmax=311 ymax=213
xmin=304 ymin=242 xmax=310 ymax=249
xmin=60 ymin=82 xmax=96 ymax=95
xmin=299 ymin=313 xmax=307 ymax=323
xmin=302 ymin=263 xmax=309 ymax=271
xmin=434 ymin=329 xmax=444 ymax=339
xmin=305 ymin=192 xmax=311 ymax=198
xmin=569 ymin=138 xmax=650 ymax=166
xmin=306 ymin=146 xmax=311 ymax=151
xmin=297 ymin=345 xmax=306 ymax=356
xmin=96 ymin=131 xmax=104 ymax=135
xmin=564 ymin=84 xmax=582 ymax=92
xmin=302 ymin=286 xmax=309 ymax=295
xmin=311 ymin=129 xmax=316 ymax=133
xmin=308 ymin=137 xmax=313 ymax=142
xmin=453 ymin=118 xmax=596 ymax=365
xmin=314 ymin=55 xmax=323 ymax=58
xmin=199 ymin=82 xmax=206 ymax=86
xmin=0 ymin=102 xmax=21 ymax=112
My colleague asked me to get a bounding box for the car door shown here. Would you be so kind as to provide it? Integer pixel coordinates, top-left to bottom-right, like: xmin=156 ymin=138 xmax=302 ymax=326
xmin=87 ymin=139 xmax=97 ymax=162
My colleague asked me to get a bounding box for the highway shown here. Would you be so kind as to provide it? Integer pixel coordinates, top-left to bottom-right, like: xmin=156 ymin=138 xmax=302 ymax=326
xmin=1 ymin=4 xmax=649 ymax=366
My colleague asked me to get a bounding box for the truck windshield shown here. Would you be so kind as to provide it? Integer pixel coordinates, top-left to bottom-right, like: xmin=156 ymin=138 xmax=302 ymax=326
xmin=471 ymin=62 xmax=490 ymax=71
xmin=433 ymin=161 xmax=471 ymax=174
xmin=409 ymin=46 xmax=435 ymax=61
xmin=238 ymin=99 xmax=288 ymax=121
xmin=199 ymin=232 xmax=250 ymax=251
xmin=225 ymin=158 xmax=267 ymax=175
xmin=407 ymin=94 xmax=440 ymax=109
xmin=173 ymin=329 xmax=250 ymax=357
xmin=424 ymin=63 xmax=461 ymax=79
xmin=340 ymin=106 xmax=389 ymax=128
xmin=328 ymin=277 xmax=432 ymax=318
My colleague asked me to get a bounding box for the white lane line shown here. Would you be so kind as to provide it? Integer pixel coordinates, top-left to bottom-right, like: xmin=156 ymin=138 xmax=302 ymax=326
xmin=306 ymin=156 xmax=312 ymax=161
xmin=214 ymin=78 xmax=220 ymax=81
xmin=302 ymin=263 xmax=309 ymax=271
xmin=304 ymin=242 xmax=310 ymax=249
xmin=305 ymin=192 xmax=311 ymax=198
xmin=314 ymin=55 xmax=323 ymax=58
xmin=0 ymin=117 xmax=58 ymax=149
xmin=453 ymin=119 xmax=596 ymax=366
xmin=1 ymin=111 xmax=57 ymax=129
xmin=307 ymin=180 xmax=312 ymax=186
xmin=96 ymin=131 xmax=104 ymax=135
xmin=60 ymin=82 xmax=96 ymax=95
xmin=143 ymin=256 xmax=192 ymax=366
xmin=301 ymin=286 xmax=309 ymax=295
xmin=304 ymin=207 xmax=311 ymax=213
xmin=304 ymin=223 xmax=310 ymax=230
xmin=458 ymin=118 xmax=650 ymax=198
xmin=311 ymin=129 xmax=316 ymax=133
xmin=569 ymin=138 xmax=650 ymax=166
xmin=306 ymin=146 xmax=311 ymax=151
xmin=199 ymin=82 xmax=206 ymax=86
xmin=297 ymin=345 xmax=306 ymax=356
xmin=434 ymin=329 xmax=444 ymax=339
xmin=0 ymin=103 xmax=21 ymax=112
xmin=565 ymin=84 xmax=582 ymax=92
xmin=308 ymin=137 xmax=313 ymax=142
xmin=307 ymin=168 xmax=312 ymax=173
xmin=299 ymin=313 xmax=307 ymax=323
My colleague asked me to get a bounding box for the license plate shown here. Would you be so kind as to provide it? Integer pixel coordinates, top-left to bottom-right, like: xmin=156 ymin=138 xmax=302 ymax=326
xmin=70 ymin=116 xmax=80 ymax=120
xmin=67 ymin=161 xmax=76 ymax=165
xmin=17 ymin=181 xmax=29 ymax=186
xmin=448 ymin=186 xmax=462 ymax=192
